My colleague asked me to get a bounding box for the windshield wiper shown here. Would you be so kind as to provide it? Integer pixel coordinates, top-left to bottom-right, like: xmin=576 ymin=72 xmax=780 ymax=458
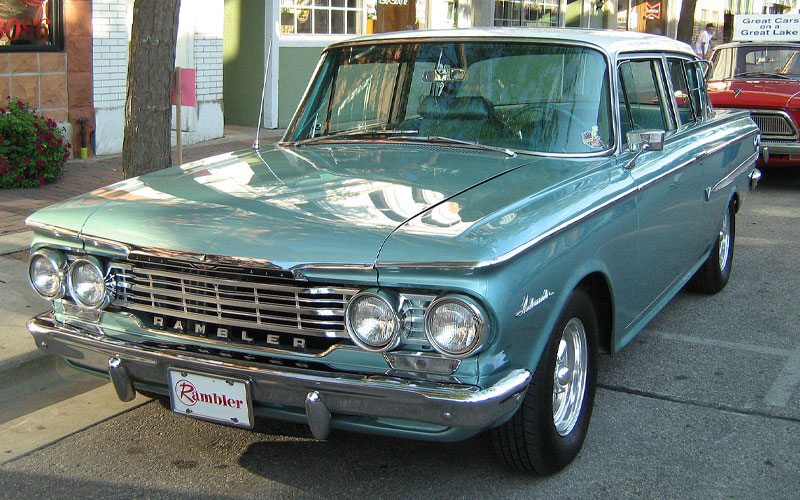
xmin=415 ymin=135 xmax=518 ymax=157
xmin=293 ymin=131 xmax=519 ymax=157
xmin=294 ymin=129 xmax=420 ymax=146
xmin=728 ymin=72 xmax=791 ymax=80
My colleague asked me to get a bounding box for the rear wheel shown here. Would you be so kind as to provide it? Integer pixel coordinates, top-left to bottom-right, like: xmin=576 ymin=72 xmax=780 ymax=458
xmin=491 ymin=288 xmax=599 ymax=474
xmin=689 ymin=201 xmax=735 ymax=294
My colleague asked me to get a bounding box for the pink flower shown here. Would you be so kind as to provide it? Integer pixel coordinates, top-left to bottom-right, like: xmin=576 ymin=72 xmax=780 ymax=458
xmin=57 ymin=138 xmax=63 ymax=145
xmin=49 ymin=141 xmax=56 ymax=147
xmin=36 ymin=159 xmax=44 ymax=168
xmin=23 ymin=157 xmax=30 ymax=164
xmin=38 ymin=175 xmax=45 ymax=185
xmin=15 ymin=175 xmax=22 ymax=183
xmin=16 ymin=100 xmax=24 ymax=108
xmin=64 ymin=150 xmax=70 ymax=160
xmin=35 ymin=144 xmax=43 ymax=151
xmin=0 ymin=136 xmax=4 ymax=143
xmin=0 ymin=108 xmax=6 ymax=115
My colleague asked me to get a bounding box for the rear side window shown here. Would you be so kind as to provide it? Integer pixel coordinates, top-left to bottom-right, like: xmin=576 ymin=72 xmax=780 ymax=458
xmin=667 ymin=58 xmax=701 ymax=125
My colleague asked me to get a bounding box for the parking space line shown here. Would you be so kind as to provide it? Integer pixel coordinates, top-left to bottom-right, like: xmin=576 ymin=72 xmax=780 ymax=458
xmin=765 ymin=343 xmax=800 ymax=407
xmin=655 ymin=331 xmax=799 ymax=407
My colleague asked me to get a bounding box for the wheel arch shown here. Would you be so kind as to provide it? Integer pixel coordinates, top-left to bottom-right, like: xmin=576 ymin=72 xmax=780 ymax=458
xmin=576 ymin=272 xmax=613 ymax=354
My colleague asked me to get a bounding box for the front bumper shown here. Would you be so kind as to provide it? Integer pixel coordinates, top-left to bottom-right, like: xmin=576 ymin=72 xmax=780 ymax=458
xmin=28 ymin=313 xmax=530 ymax=439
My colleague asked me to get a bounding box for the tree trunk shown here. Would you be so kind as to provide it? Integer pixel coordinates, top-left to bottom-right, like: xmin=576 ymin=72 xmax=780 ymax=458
xmin=122 ymin=0 xmax=181 ymax=179
xmin=676 ymin=0 xmax=698 ymax=45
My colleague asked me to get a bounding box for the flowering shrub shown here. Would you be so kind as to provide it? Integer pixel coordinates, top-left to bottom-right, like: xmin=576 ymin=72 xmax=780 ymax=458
xmin=0 ymin=97 xmax=70 ymax=189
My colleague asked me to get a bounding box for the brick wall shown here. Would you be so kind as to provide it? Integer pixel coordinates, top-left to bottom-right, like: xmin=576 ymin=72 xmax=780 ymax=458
xmin=92 ymin=0 xmax=129 ymax=110
xmin=92 ymin=0 xmax=224 ymax=155
xmin=194 ymin=34 xmax=223 ymax=102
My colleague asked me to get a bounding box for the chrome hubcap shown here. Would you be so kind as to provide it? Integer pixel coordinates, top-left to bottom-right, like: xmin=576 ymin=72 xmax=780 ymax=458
xmin=552 ymin=318 xmax=588 ymax=436
xmin=718 ymin=209 xmax=731 ymax=271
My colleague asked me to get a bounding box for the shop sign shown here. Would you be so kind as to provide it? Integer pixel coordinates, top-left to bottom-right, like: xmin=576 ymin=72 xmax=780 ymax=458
xmin=378 ymin=0 xmax=409 ymax=5
xmin=0 ymin=0 xmax=62 ymax=51
xmin=733 ymin=14 xmax=800 ymax=41
xmin=644 ymin=2 xmax=661 ymax=21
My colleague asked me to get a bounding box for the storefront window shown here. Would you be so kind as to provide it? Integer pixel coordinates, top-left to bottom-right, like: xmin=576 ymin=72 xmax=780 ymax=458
xmin=280 ymin=0 xmax=362 ymax=35
xmin=494 ymin=0 xmax=560 ymax=27
xmin=0 ymin=0 xmax=63 ymax=51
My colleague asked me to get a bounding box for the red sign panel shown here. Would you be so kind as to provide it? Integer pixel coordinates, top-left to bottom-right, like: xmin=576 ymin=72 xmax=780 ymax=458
xmin=172 ymin=68 xmax=196 ymax=107
xmin=645 ymin=2 xmax=661 ymax=20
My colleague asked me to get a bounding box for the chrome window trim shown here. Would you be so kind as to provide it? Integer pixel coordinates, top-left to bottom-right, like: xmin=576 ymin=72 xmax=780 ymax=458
xmin=282 ymin=36 xmax=617 ymax=157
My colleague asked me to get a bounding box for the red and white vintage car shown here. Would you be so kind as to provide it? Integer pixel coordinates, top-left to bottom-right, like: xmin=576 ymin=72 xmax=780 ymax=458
xmin=708 ymin=41 xmax=800 ymax=166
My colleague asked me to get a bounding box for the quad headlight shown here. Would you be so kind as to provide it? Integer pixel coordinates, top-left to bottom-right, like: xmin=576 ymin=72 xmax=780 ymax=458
xmin=67 ymin=257 xmax=112 ymax=309
xmin=345 ymin=291 xmax=406 ymax=352
xmin=28 ymin=249 xmax=67 ymax=299
xmin=424 ymin=296 xmax=487 ymax=358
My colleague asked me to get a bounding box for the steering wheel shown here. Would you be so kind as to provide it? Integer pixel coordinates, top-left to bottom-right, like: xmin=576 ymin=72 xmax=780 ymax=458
xmin=507 ymin=103 xmax=592 ymax=152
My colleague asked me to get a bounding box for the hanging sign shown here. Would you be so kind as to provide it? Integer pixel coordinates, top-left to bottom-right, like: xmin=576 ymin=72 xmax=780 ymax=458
xmin=733 ymin=14 xmax=800 ymax=41
xmin=644 ymin=2 xmax=661 ymax=20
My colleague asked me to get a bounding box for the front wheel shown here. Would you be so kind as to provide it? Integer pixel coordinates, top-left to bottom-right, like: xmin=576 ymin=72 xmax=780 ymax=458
xmin=490 ymin=288 xmax=599 ymax=474
xmin=688 ymin=201 xmax=735 ymax=294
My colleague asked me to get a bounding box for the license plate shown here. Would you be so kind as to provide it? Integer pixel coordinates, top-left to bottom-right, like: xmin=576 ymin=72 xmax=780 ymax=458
xmin=169 ymin=370 xmax=253 ymax=428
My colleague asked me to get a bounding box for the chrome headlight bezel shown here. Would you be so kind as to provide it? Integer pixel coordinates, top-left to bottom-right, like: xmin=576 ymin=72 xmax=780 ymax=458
xmin=344 ymin=290 xmax=407 ymax=352
xmin=424 ymin=295 xmax=488 ymax=359
xmin=28 ymin=249 xmax=67 ymax=299
xmin=66 ymin=256 xmax=114 ymax=309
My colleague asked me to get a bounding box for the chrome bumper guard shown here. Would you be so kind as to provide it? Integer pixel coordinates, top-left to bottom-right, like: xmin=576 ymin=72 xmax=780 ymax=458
xmin=27 ymin=313 xmax=531 ymax=439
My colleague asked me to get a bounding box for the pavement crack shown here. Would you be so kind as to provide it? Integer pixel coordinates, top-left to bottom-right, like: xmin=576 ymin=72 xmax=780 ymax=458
xmin=598 ymin=383 xmax=800 ymax=424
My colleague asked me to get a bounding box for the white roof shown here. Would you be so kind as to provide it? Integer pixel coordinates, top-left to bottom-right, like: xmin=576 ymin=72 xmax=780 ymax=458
xmin=330 ymin=27 xmax=696 ymax=59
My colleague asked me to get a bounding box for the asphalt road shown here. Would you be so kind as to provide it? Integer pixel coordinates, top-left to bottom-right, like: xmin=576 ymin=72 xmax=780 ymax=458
xmin=0 ymin=167 xmax=797 ymax=500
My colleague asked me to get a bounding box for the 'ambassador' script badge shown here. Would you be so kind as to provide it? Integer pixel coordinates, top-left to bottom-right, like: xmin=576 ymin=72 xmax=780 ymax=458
xmin=515 ymin=289 xmax=555 ymax=317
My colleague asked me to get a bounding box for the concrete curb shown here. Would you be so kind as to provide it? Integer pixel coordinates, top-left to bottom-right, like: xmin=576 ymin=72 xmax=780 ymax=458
xmin=0 ymin=231 xmax=32 ymax=256
xmin=0 ymin=231 xmax=46 ymax=376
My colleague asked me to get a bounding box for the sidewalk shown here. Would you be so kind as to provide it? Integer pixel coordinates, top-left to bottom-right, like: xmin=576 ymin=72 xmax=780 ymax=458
xmin=0 ymin=125 xmax=284 ymax=374
xmin=0 ymin=125 xmax=284 ymax=236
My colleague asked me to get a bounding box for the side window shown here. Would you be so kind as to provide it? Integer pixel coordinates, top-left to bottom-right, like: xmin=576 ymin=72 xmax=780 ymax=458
xmin=667 ymin=58 xmax=699 ymax=125
xmin=618 ymin=59 xmax=671 ymax=139
xmin=684 ymin=61 xmax=712 ymax=120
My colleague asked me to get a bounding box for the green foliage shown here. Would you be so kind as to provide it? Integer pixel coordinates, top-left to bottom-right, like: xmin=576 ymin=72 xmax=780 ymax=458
xmin=0 ymin=97 xmax=70 ymax=189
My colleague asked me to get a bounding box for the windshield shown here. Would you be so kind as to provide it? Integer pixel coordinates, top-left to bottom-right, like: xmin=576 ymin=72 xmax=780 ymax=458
xmin=709 ymin=45 xmax=800 ymax=80
xmin=284 ymin=41 xmax=613 ymax=154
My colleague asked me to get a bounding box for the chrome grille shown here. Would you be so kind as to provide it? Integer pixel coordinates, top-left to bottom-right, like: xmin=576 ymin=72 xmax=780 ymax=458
xmin=111 ymin=254 xmax=358 ymax=339
xmin=750 ymin=111 xmax=798 ymax=140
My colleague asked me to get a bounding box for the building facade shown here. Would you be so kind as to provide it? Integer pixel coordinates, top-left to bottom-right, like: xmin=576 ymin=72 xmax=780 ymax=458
xmin=0 ymin=0 xmax=91 ymax=156
xmin=92 ymin=0 xmax=224 ymax=155
xmin=224 ymin=0 xmax=707 ymax=129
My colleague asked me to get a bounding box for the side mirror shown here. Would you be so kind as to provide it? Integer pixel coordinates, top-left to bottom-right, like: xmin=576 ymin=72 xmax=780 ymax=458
xmin=626 ymin=129 xmax=665 ymax=152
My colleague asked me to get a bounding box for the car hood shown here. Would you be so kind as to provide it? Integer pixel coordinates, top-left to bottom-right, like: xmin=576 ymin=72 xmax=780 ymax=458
xmin=28 ymin=144 xmax=550 ymax=269
xmin=708 ymin=79 xmax=800 ymax=108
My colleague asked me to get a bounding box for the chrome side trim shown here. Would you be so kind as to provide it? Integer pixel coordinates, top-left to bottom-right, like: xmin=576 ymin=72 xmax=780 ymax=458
xmin=377 ymin=184 xmax=640 ymax=270
xmin=29 ymin=313 xmax=531 ymax=429
xmin=25 ymin=221 xmax=81 ymax=240
xmin=378 ymin=132 xmax=760 ymax=271
xmin=710 ymin=151 xmax=760 ymax=197
xmin=700 ymin=129 xmax=760 ymax=158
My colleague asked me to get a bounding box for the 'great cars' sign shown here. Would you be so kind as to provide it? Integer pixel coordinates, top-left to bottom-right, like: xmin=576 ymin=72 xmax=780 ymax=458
xmin=733 ymin=14 xmax=800 ymax=41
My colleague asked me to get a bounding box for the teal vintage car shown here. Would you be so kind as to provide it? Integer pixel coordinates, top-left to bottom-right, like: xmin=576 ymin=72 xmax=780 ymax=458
xmin=25 ymin=28 xmax=761 ymax=474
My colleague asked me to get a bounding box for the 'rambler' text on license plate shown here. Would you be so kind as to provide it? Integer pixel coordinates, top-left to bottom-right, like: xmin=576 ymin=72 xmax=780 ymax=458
xmin=169 ymin=370 xmax=253 ymax=428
